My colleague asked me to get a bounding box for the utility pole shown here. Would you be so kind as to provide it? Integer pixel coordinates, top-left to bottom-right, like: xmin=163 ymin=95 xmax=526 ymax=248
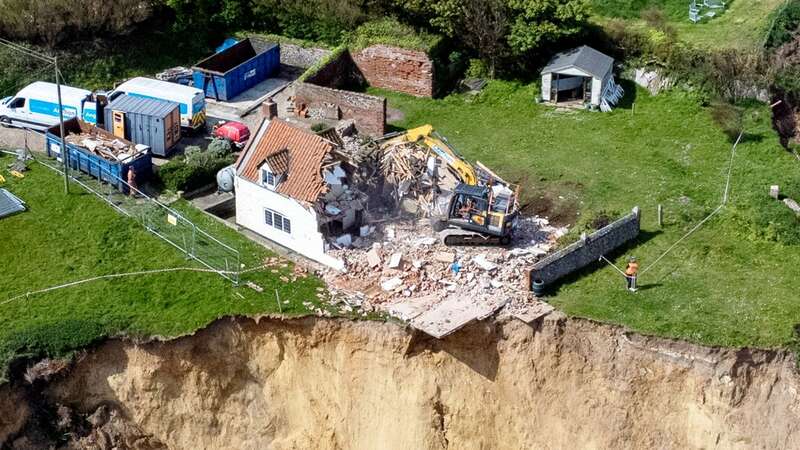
xmin=0 ymin=38 xmax=67 ymax=191
xmin=55 ymin=56 xmax=69 ymax=193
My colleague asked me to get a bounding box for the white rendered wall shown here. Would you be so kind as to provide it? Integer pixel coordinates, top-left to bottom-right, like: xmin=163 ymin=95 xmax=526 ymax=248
xmin=235 ymin=177 xmax=344 ymax=270
xmin=541 ymin=73 xmax=552 ymax=101
xmin=591 ymin=77 xmax=603 ymax=106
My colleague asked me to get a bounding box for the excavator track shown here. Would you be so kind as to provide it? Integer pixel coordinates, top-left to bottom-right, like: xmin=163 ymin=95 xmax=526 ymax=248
xmin=439 ymin=228 xmax=511 ymax=246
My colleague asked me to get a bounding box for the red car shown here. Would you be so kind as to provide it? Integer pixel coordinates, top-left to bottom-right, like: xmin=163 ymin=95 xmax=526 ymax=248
xmin=212 ymin=121 xmax=250 ymax=148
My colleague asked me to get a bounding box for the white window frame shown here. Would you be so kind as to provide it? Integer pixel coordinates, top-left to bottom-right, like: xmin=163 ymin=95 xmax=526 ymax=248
xmin=261 ymin=168 xmax=277 ymax=188
xmin=264 ymin=208 xmax=291 ymax=234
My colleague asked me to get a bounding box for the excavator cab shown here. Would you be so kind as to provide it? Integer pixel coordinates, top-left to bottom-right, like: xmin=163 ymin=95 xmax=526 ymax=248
xmin=438 ymin=183 xmax=518 ymax=246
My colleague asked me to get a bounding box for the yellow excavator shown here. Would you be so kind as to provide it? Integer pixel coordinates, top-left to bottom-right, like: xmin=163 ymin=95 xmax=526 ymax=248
xmin=379 ymin=124 xmax=520 ymax=246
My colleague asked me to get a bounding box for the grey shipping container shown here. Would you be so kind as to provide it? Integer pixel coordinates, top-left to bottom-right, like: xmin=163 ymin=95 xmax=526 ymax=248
xmin=104 ymin=94 xmax=181 ymax=157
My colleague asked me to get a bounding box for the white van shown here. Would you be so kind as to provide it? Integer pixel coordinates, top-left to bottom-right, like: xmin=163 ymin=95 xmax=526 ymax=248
xmin=109 ymin=77 xmax=206 ymax=131
xmin=0 ymin=82 xmax=98 ymax=130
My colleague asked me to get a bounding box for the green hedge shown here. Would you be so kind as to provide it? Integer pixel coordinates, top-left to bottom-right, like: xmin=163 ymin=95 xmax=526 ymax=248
xmin=346 ymin=18 xmax=442 ymax=53
xmin=157 ymin=140 xmax=235 ymax=192
xmin=234 ymin=31 xmax=333 ymax=50
xmin=297 ymin=44 xmax=348 ymax=82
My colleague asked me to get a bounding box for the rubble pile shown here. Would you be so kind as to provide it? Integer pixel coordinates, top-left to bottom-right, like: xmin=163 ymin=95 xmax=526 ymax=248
xmin=320 ymin=216 xmax=567 ymax=319
xmin=310 ymin=123 xmax=565 ymax=331
xmin=379 ymin=142 xmax=444 ymax=215
xmin=382 ymin=142 xmax=428 ymax=186
xmin=316 ymin=160 xmax=371 ymax=249
xmin=64 ymin=132 xmax=142 ymax=162
xmin=7 ymin=148 xmax=31 ymax=173
xmin=155 ymin=66 xmax=194 ymax=83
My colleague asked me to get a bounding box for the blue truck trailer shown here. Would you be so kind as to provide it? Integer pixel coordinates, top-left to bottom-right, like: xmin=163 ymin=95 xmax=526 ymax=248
xmin=192 ymin=38 xmax=280 ymax=101
xmin=46 ymin=118 xmax=152 ymax=193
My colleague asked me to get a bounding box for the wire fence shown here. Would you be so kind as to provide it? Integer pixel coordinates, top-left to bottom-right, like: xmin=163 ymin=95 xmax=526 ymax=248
xmin=638 ymin=131 xmax=743 ymax=276
xmin=14 ymin=131 xmax=242 ymax=285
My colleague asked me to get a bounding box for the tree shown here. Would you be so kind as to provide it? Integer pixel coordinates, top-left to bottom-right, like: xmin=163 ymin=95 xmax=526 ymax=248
xmin=403 ymin=0 xmax=507 ymax=77
xmin=164 ymin=0 xmax=254 ymax=34
xmin=458 ymin=0 xmax=508 ymax=78
xmin=0 ymin=0 xmax=155 ymax=46
xmin=393 ymin=0 xmax=588 ymax=77
xmin=252 ymin=0 xmax=374 ymax=43
xmin=504 ymin=0 xmax=589 ymax=55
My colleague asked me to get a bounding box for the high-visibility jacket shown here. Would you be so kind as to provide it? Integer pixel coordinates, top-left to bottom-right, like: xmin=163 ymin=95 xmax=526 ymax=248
xmin=625 ymin=262 xmax=639 ymax=276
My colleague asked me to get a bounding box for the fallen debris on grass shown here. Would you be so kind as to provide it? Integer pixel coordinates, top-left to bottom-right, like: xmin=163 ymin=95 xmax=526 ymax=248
xmin=320 ymin=215 xmax=567 ymax=337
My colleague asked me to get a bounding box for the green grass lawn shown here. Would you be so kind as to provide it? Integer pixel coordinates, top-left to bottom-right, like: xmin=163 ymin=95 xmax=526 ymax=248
xmin=376 ymin=81 xmax=800 ymax=348
xmin=0 ymin=157 xmax=324 ymax=379
xmin=591 ymin=0 xmax=787 ymax=49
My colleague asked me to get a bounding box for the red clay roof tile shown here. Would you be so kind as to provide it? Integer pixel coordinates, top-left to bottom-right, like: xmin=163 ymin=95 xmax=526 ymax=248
xmin=237 ymin=119 xmax=334 ymax=203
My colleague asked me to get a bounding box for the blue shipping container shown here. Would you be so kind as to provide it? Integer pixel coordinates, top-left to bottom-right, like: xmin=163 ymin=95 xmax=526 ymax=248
xmin=192 ymin=38 xmax=280 ymax=101
xmin=45 ymin=118 xmax=153 ymax=194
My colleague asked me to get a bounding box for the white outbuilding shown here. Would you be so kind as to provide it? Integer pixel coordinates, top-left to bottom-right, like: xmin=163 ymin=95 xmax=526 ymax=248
xmin=540 ymin=46 xmax=623 ymax=111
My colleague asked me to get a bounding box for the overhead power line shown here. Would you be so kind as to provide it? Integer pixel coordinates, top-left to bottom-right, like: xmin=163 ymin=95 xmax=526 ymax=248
xmin=0 ymin=37 xmax=55 ymax=63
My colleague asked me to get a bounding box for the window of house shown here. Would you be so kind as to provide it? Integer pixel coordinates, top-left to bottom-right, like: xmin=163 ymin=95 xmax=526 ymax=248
xmin=264 ymin=209 xmax=291 ymax=234
xmin=261 ymin=169 xmax=276 ymax=187
xmin=264 ymin=209 xmax=273 ymax=227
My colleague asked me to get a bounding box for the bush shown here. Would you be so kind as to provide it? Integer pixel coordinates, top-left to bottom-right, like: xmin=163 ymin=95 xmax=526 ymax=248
xmin=640 ymin=6 xmax=668 ymax=30
xmin=157 ymin=161 xmax=196 ymax=192
xmin=557 ymin=209 xmax=624 ymax=247
xmin=605 ymin=19 xmax=650 ymax=60
xmin=346 ymin=17 xmax=442 ymax=52
xmin=735 ymin=201 xmax=800 ymax=246
xmin=710 ymin=101 xmax=744 ymax=142
xmin=775 ymin=67 xmax=800 ymax=94
xmin=766 ymin=0 xmax=800 ymax=48
xmin=207 ymin=137 xmax=234 ymax=155
xmin=310 ymin=123 xmax=328 ymax=132
xmin=158 ymin=142 xmax=234 ymax=192
xmin=298 ymin=45 xmax=347 ymax=82
xmin=465 ymin=59 xmax=490 ymax=79
xmin=0 ymin=0 xmax=154 ymax=46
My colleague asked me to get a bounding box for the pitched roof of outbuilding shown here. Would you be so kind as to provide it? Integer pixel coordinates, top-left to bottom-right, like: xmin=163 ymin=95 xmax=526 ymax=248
xmin=541 ymin=46 xmax=614 ymax=79
xmin=236 ymin=118 xmax=335 ymax=203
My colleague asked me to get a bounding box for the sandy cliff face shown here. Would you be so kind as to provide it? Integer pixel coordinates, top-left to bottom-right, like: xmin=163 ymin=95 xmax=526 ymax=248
xmin=0 ymin=386 xmax=29 ymax=444
xmin=4 ymin=315 xmax=800 ymax=449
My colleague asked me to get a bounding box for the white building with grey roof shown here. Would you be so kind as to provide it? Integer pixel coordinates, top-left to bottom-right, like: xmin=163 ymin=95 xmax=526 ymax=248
xmin=540 ymin=46 xmax=623 ymax=111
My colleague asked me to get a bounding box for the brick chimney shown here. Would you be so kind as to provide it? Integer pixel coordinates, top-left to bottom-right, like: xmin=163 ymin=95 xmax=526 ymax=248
xmin=261 ymin=97 xmax=278 ymax=120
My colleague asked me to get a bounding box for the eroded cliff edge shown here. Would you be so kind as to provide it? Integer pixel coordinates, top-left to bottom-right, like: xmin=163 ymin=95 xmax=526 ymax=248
xmin=3 ymin=314 xmax=800 ymax=449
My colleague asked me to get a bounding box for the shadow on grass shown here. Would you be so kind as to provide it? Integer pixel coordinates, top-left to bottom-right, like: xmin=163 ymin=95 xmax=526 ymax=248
xmin=543 ymin=229 xmax=663 ymax=296
xmin=384 ymin=124 xmax=408 ymax=135
xmin=738 ymin=132 xmax=764 ymax=144
xmin=636 ymin=283 xmax=663 ymax=292
xmin=615 ymin=79 xmax=638 ymax=110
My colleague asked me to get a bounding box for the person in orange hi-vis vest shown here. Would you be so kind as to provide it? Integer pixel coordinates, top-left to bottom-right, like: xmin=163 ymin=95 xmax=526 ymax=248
xmin=625 ymin=256 xmax=639 ymax=292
